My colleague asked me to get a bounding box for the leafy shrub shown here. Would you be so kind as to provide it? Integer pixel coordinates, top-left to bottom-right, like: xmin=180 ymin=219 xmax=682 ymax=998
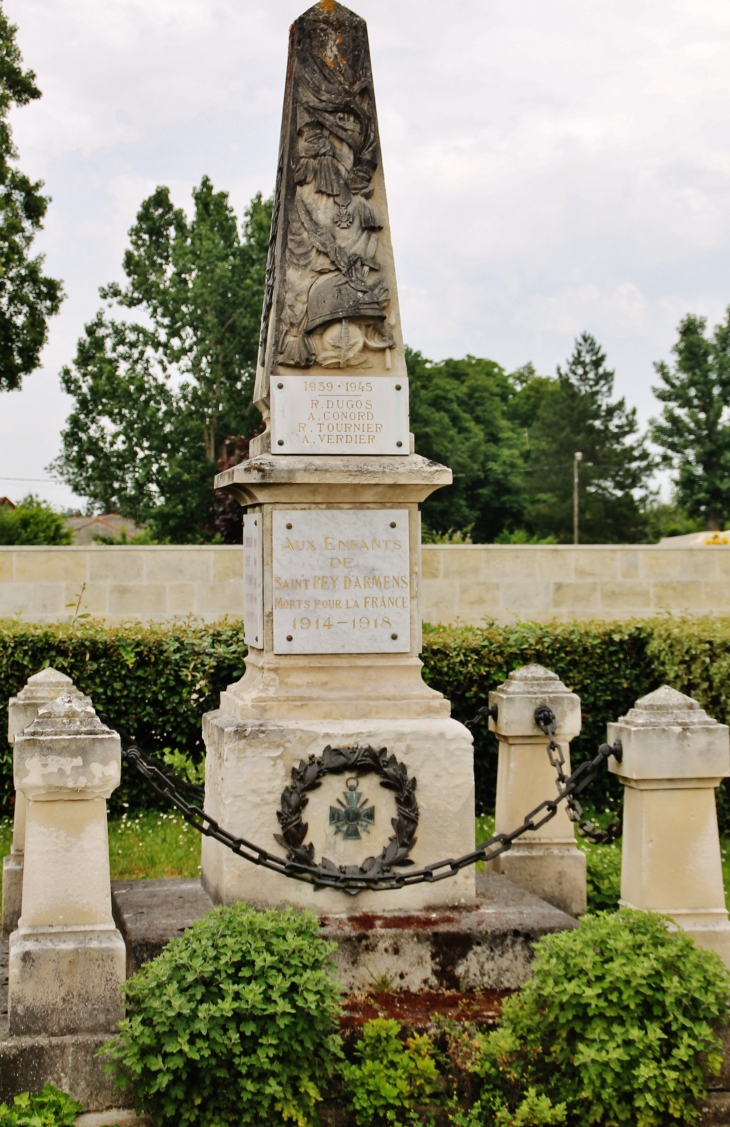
xmin=581 ymin=839 xmax=621 ymax=912
xmin=340 ymin=1017 xmax=441 ymax=1126
xmin=0 ymin=496 xmax=72 ymax=545
xmin=0 ymin=1084 xmax=81 ymax=1125
xmin=443 ymin=909 xmax=730 ymax=1126
xmin=104 ymin=902 xmax=343 ymax=1127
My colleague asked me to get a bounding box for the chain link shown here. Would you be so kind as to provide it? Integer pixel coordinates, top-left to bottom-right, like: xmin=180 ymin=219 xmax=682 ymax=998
xmin=533 ymin=705 xmax=623 ymax=845
xmin=103 ymin=709 xmax=622 ymax=893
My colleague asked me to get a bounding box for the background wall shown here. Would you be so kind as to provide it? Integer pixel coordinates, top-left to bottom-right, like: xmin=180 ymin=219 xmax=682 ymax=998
xmin=2 ymin=544 xmax=730 ymax=625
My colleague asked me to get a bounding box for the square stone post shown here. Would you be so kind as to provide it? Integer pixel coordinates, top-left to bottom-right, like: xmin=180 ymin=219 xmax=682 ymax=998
xmin=4 ymin=669 xmax=89 ymax=936
xmin=608 ymin=685 xmax=730 ymax=966
xmin=9 ymin=694 xmax=126 ymax=1035
xmin=488 ymin=665 xmax=586 ymax=917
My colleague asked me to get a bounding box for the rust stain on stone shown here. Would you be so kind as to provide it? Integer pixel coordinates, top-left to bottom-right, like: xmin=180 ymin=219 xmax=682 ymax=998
xmin=340 ymin=989 xmax=509 ymax=1030
xmin=320 ymin=912 xmax=457 ymax=933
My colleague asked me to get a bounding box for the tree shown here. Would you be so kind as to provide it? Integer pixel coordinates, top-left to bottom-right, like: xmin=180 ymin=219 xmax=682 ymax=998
xmin=651 ymin=310 xmax=730 ymax=531
xmin=407 ymin=349 xmax=527 ymax=541
xmin=0 ymin=495 xmax=72 ymax=544
xmin=0 ymin=5 xmax=63 ymax=391
xmin=518 ymin=333 xmax=654 ymax=543
xmin=52 ymin=182 xmax=271 ymax=543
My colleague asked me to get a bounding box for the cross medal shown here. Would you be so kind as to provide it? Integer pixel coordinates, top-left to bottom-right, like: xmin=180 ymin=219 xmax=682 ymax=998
xmin=330 ymin=778 xmax=375 ymax=840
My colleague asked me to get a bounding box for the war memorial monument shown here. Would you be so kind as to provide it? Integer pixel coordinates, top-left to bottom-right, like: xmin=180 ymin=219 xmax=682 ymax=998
xmin=4 ymin=2 xmax=730 ymax=1116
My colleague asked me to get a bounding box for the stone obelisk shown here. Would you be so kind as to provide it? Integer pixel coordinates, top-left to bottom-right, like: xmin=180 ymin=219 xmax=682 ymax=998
xmin=201 ymin=0 xmax=474 ymax=912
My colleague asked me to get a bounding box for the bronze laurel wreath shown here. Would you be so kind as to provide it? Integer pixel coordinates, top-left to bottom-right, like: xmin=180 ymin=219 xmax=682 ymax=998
xmin=275 ymin=745 xmax=419 ymax=888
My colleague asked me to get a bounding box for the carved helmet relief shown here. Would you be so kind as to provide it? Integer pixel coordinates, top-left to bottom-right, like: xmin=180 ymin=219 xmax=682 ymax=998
xmin=256 ymin=1 xmax=403 ymax=404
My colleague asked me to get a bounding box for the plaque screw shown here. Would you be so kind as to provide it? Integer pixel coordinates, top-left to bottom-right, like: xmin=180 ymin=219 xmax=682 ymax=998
xmin=390 ymin=522 xmax=396 ymax=528
xmin=396 ymin=441 xmax=403 ymax=447
xmin=286 ymin=635 xmax=293 ymax=641
xmin=391 ymin=633 xmax=398 ymax=640
xmin=395 ymin=384 xmax=401 ymax=390
xmin=277 ymin=382 xmax=283 ymax=389
xmin=286 ymin=523 xmax=292 ymax=529
xmin=278 ymin=439 xmax=284 ymax=446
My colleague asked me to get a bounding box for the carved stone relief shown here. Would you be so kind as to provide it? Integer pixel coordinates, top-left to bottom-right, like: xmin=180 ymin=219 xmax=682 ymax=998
xmin=256 ymin=2 xmax=404 ymax=409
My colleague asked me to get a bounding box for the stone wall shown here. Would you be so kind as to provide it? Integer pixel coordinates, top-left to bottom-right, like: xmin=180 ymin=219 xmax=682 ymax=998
xmin=1 ymin=544 xmax=729 ymax=625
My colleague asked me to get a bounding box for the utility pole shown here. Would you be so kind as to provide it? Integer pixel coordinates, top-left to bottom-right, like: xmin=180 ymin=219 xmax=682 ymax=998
xmin=573 ymin=452 xmax=583 ymax=545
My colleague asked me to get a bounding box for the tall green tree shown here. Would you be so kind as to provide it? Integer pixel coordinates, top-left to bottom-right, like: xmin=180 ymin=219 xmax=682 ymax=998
xmin=518 ymin=333 xmax=654 ymax=543
xmin=651 ymin=310 xmax=730 ymax=531
xmin=0 ymin=5 xmax=63 ymax=391
xmin=407 ymin=350 xmax=527 ymax=541
xmin=52 ymin=181 xmax=271 ymax=542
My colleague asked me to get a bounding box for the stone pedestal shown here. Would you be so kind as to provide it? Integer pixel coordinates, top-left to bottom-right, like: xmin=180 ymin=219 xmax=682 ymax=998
xmin=202 ymin=459 xmax=475 ymax=912
xmin=487 ymin=665 xmax=586 ymax=917
xmin=3 ymin=669 xmax=89 ymax=936
xmin=609 ymin=685 xmax=730 ymax=966
xmin=9 ymin=695 xmax=126 ymax=1036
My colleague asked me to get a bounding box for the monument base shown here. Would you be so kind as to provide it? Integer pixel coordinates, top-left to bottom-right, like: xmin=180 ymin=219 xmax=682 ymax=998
xmin=201 ymin=711 xmax=475 ymax=913
xmin=492 ymin=843 xmax=587 ymax=917
xmin=8 ymin=928 xmax=126 ymax=1036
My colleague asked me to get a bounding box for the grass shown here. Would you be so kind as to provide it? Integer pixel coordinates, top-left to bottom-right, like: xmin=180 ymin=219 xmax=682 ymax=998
xmin=109 ymin=810 xmax=201 ymax=880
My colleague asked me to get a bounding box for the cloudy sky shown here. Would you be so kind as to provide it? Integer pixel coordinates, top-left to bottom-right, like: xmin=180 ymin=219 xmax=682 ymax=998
xmin=1 ymin=0 xmax=729 ymax=507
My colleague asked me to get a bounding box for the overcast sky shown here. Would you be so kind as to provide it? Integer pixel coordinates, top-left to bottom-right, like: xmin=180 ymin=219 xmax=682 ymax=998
xmin=1 ymin=0 xmax=729 ymax=508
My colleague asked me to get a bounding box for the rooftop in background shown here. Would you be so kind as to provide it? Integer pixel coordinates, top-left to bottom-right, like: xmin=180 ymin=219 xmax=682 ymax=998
xmin=659 ymin=531 xmax=730 ymax=547
xmin=0 ymin=499 xmax=16 ymax=509
xmin=65 ymin=513 xmax=143 ymax=545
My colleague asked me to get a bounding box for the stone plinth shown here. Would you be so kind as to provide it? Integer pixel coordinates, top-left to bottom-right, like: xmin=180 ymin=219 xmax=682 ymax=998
xmin=488 ymin=665 xmax=586 ymax=917
xmin=9 ymin=695 xmax=125 ymax=1036
xmin=109 ymin=872 xmax=577 ymax=994
xmin=202 ymin=713 xmax=474 ymax=913
xmin=4 ymin=669 xmax=89 ymax=937
xmin=609 ymin=685 xmax=730 ymax=965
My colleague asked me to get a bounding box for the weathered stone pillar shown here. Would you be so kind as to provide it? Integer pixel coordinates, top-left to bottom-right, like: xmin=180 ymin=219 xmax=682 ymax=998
xmin=4 ymin=669 xmax=89 ymax=936
xmin=488 ymin=665 xmax=586 ymax=917
xmin=8 ymin=695 xmax=126 ymax=1035
xmin=608 ymin=685 xmax=730 ymax=966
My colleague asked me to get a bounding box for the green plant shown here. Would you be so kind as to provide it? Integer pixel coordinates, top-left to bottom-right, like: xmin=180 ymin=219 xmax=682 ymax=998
xmin=579 ymin=838 xmax=621 ymax=912
xmin=0 ymin=1084 xmax=81 ymax=1125
xmin=0 ymin=496 xmax=72 ymax=546
xmin=104 ymin=902 xmax=343 ymax=1127
xmin=444 ymin=909 xmax=730 ymax=1126
xmin=341 ymin=1018 xmax=441 ymax=1126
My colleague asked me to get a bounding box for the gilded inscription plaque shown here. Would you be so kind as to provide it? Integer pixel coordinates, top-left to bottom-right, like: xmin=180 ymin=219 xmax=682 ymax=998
xmin=270 ymin=376 xmax=409 ymax=455
xmin=272 ymin=509 xmax=410 ymax=655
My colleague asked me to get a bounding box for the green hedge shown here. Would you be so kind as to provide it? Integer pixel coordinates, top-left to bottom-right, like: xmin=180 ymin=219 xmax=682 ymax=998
xmin=2 ymin=616 xmax=730 ymax=819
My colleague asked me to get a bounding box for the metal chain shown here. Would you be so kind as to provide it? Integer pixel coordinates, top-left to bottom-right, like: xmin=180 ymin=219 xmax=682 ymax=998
xmin=533 ymin=705 xmax=623 ymax=845
xmin=104 ymin=710 xmax=622 ymax=893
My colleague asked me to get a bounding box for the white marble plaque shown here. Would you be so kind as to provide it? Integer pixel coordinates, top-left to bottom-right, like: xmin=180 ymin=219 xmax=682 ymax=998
xmin=270 ymin=376 xmax=409 ymax=455
xmin=272 ymin=509 xmax=410 ymax=654
xmin=243 ymin=513 xmax=263 ymax=649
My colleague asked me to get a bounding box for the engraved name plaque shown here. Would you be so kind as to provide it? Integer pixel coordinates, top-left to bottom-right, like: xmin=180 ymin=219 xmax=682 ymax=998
xmin=270 ymin=376 xmax=409 ymax=455
xmin=243 ymin=513 xmax=263 ymax=649
xmin=272 ymin=509 xmax=410 ymax=655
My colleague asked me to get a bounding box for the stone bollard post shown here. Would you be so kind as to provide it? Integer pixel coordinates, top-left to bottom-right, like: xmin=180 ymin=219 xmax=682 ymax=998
xmin=488 ymin=665 xmax=587 ymax=917
xmin=608 ymin=685 xmax=730 ymax=966
xmin=8 ymin=694 xmax=126 ymax=1035
xmin=4 ymin=669 xmax=89 ymax=936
